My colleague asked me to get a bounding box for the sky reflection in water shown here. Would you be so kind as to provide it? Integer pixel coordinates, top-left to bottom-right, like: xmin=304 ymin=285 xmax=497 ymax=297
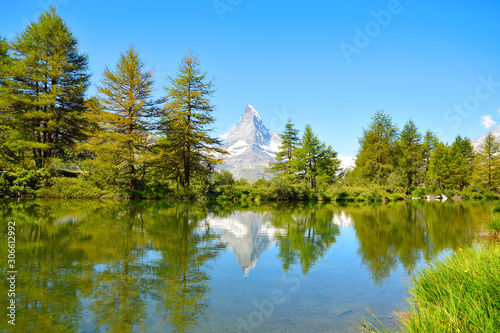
xmin=0 ymin=200 xmax=490 ymax=332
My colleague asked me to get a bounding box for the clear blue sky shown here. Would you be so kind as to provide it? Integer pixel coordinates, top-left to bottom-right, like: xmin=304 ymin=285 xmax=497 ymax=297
xmin=2 ymin=0 xmax=500 ymax=157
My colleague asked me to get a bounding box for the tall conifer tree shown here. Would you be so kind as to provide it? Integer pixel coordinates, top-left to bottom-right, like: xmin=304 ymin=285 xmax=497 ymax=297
xmin=91 ymin=46 xmax=162 ymax=190
xmin=159 ymin=51 xmax=226 ymax=187
xmin=6 ymin=7 xmax=90 ymax=168
xmin=473 ymin=132 xmax=500 ymax=191
xmin=398 ymin=120 xmax=423 ymax=192
xmin=450 ymin=135 xmax=475 ymax=191
xmin=267 ymin=118 xmax=300 ymax=178
xmin=428 ymin=142 xmax=452 ymax=192
xmin=354 ymin=110 xmax=399 ymax=183
xmin=293 ymin=125 xmax=340 ymax=189
xmin=0 ymin=36 xmax=18 ymax=166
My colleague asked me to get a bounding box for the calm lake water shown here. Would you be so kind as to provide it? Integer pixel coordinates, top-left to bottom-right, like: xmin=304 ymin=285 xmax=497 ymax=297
xmin=0 ymin=199 xmax=491 ymax=333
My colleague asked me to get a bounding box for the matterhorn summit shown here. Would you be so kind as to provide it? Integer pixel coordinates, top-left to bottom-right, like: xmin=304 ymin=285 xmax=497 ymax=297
xmin=218 ymin=105 xmax=281 ymax=182
xmin=471 ymin=125 xmax=500 ymax=151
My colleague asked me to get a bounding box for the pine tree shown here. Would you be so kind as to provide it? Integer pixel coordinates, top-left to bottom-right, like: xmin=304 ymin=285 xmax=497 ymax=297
xmin=5 ymin=7 xmax=90 ymax=168
xmin=422 ymin=130 xmax=439 ymax=171
xmin=428 ymin=142 xmax=452 ymax=192
xmin=0 ymin=36 xmax=17 ymax=166
xmin=473 ymin=132 xmax=500 ymax=191
xmin=90 ymin=46 xmax=162 ymax=190
xmin=397 ymin=120 xmax=423 ymax=192
xmin=293 ymin=125 xmax=340 ymax=189
xmin=267 ymin=118 xmax=300 ymax=178
xmin=354 ymin=110 xmax=399 ymax=183
xmin=450 ymin=135 xmax=474 ymax=191
xmin=159 ymin=51 xmax=226 ymax=187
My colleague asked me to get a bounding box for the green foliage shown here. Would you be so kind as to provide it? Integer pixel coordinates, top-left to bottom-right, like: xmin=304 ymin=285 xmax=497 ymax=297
xmin=411 ymin=188 xmax=426 ymax=198
xmin=386 ymin=169 xmax=406 ymax=194
xmin=2 ymin=7 xmax=90 ymax=169
xmin=36 ymin=177 xmax=125 ymax=199
xmin=293 ymin=124 xmax=341 ymax=190
xmin=397 ymin=120 xmax=424 ymax=192
xmin=267 ymin=122 xmax=341 ymax=196
xmin=0 ymin=168 xmax=50 ymax=196
xmin=450 ymin=135 xmax=475 ymax=190
xmin=86 ymin=46 xmax=161 ymax=191
xmin=491 ymin=205 xmax=500 ymax=214
xmin=428 ymin=142 xmax=452 ymax=192
xmin=473 ymin=132 xmax=500 ymax=191
xmin=157 ymin=51 xmax=227 ymax=188
xmin=400 ymin=246 xmax=500 ymax=332
xmin=354 ymin=110 xmax=399 ymax=184
xmin=267 ymin=118 xmax=300 ymax=178
xmin=325 ymin=184 xmax=405 ymax=202
xmin=488 ymin=215 xmax=500 ymax=235
xmin=211 ymin=170 xmax=235 ymax=186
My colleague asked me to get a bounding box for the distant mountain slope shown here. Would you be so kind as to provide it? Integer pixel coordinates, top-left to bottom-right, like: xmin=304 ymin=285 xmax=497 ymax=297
xmin=218 ymin=104 xmax=355 ymax=182
xmin=471 ymin=125 xmax=500 ymax=150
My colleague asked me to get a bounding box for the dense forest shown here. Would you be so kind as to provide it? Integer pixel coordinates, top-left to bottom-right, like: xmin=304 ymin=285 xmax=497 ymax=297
xmin=0 ymin=8 xmax=498 ymax=201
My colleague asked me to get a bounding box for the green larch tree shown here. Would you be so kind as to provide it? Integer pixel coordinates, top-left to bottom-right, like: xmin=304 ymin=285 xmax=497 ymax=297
xmin=422 ymin=130 xmax=439 ymax=171
xmin=0 ymin=36 xmax=19 ymax=167
xmin=449 ymin=135 xmax=475 ymax=191
xmin=293 ymin=125 xmax=340 ymax=190
xmin=428 ymin=142 xmax=452 ymax=192
xmin=90 ymin=46 xmax=162 ymax=190
xmin=473 ymin=132 xmax=500 ymax=191
xmin=5 ymin=7 xmax=90 ymax=169
xmin=267 ymin=118 xmax=300 ymax=178
xmin=397 ymin=120 xmax=423 ymax=192
xmin=354 ymin=110 xmax=399 ymax=184
xmin=420 ymin=130 xmax=440 ymax=186
xmin=159 ymin=51 xmax=226 ymax=187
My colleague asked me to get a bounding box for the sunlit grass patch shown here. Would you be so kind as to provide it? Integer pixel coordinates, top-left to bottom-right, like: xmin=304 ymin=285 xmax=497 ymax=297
xmin=359 ymin=245 xmax=500 ymax=332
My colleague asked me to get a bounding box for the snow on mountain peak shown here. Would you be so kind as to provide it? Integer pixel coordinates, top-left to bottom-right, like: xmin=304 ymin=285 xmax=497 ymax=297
xmin=471 ymin=125 xmax=500 ymax=150
xmin=218 ymin=105 xmax=281 ymax=181
xmin=218 ymin=104 xmax=355 ymax=181
xmin=244 ymin=104 xmax=260 ymax=117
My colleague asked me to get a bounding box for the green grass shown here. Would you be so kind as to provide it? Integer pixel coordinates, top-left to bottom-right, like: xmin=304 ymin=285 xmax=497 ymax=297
xmin=359 ymin=246 xmax=500 ymax=332
xmin=403 ymin=246 xmax=500 ymax=332
xmin=488 ymin=214 xmax=500 ymax=235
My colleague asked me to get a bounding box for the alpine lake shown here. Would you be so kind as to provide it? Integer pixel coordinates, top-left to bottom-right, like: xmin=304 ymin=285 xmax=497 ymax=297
xmin=0 ymin=199 xmax=492 ymax=332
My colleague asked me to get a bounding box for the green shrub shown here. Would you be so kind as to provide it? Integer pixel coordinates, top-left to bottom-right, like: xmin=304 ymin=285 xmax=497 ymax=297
xmin=411 ymin=188 xmax=426 ymax=198
xmin=0 ymin=168 xmax=51 ymax=197
xmin=388 ymin=193 xmax=405 ymax=201
xmin=491 ymin=205 xmax=500 ymax=214
xmin=36 ymin=177 xmax=125 ymax=199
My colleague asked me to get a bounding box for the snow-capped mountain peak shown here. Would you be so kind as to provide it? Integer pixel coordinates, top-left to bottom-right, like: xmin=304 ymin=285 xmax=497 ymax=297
xmin=471 ymin=125 xmax=500 ymax=150
xmin=218 ymin=104 xmax=355 ymax=181
xmin=218 ymin=105 xmax=281 ymax=181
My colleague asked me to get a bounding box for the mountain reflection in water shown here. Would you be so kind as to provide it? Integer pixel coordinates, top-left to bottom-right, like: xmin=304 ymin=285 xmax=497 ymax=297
xmin=0 ymin=200 xmax=489 ymax=332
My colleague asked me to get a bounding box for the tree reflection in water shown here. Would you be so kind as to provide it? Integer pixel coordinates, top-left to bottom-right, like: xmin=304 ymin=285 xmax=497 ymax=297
xmin=0 ymin=199 xmax=488 ymax=332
